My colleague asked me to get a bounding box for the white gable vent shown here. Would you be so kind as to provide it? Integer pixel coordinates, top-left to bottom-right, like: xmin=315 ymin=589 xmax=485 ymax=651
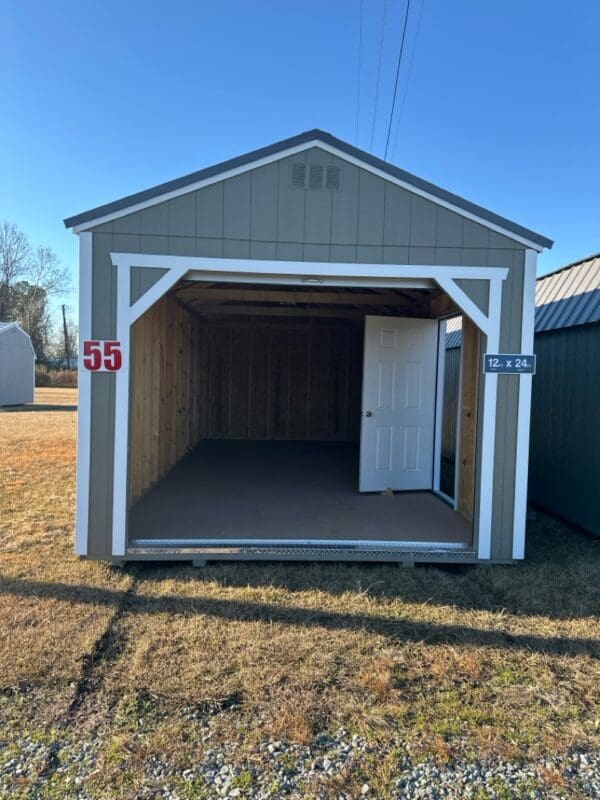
xmin=325 ymin=165 xmax=341 ymax=191
xmin=290 ymin=162 xmax=307 ymax=189
xmin=290 ymin=161 xmax=342 ymax=191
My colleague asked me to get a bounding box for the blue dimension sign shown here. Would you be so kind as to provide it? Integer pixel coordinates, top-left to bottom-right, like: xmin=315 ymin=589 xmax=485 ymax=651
xmin=483 ymin=354 xmax=536 ymax=374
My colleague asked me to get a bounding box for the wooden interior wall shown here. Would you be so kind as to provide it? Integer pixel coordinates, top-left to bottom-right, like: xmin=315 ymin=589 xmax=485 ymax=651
xmin=457 ymin=317 xmax=481 ymax=521
xmin=205 ymin=320 xmax=363 ymax=441
xmin=129 ymin=295 xmax=203 ymax=506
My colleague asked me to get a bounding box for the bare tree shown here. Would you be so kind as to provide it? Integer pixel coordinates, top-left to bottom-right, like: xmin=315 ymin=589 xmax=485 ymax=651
xmin=0 ymin=222 xmax=71 ymax=358
xmin=0 ymin=222 xmax=31 ymax=320
xmin=27 ymin=246 xmax=70 ymax=296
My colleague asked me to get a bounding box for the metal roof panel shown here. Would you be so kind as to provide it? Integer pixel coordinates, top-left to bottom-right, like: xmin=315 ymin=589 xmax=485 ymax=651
xmin=535 ymin=255 xmax=600 ymax=332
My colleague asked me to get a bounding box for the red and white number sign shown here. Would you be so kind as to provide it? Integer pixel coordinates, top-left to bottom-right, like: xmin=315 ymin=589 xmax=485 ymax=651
xmin=82 ymin=340 xmax=123 ymax=372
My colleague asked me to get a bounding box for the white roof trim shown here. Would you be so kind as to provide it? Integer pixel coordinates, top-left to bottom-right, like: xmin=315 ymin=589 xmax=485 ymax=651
xmin=72 ymin=140 xmax=544 ymax=251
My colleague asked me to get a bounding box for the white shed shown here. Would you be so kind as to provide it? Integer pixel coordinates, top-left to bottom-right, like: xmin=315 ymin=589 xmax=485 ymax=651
xmin=0 ymin=322 xmax=35 ymax=406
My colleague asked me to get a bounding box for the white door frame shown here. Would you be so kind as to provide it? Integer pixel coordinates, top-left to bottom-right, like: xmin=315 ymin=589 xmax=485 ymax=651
xmin=109 ymin=253 xmax=508 ymax=559
xmin=432 ymin=316 xmax=465 ymax=510
xmin=433 ymin=319 xmax=449 ymax=502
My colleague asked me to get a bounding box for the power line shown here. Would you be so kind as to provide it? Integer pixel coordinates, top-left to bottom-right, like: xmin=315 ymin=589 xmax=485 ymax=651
xmin=384 ymin=0 xmax=412 ymax=160
xmin=355 ymin=0 xmax=365 ymax=145
xmin=391 ymin=0 xmax=426 ymax=161
xmin=369 ymin=0 xmax=389 ymax=152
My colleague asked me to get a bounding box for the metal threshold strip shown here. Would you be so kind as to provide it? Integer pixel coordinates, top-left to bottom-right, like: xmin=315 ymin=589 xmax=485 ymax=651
xmin=130 ymin=537 xmax=470 ymax=550
xmin=128 ymin=538 xmax=475 ymax=558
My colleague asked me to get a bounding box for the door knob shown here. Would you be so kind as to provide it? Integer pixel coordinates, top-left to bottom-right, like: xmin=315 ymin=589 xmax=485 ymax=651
xmin=365 ymin=411 xmax=373 ymax=417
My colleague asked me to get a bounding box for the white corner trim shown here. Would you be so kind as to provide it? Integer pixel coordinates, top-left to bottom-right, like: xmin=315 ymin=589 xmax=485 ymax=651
xmin=110 ymin=254 xmax=508 ymax=560
xmin=476 ymin=278 xmax=503 ymax=560
xmin=433 ymin=320 xmax=446 ymax=492
xmin=71 ymin=140 xmax=545 ymax=252
xmin=512 ymin=249 xmax=537 ymax=559
xmin=75 ymin=232 xmax=93 ymax=556
xmin=111 ymin=260 xmax=132 ymax=557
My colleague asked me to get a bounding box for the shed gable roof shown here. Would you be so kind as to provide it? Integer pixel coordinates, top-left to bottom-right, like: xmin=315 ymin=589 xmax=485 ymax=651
xmin=0 ymin=322 xmax=36 ymax=355
xmin=64 ymin=130 xmax=552 ymax=250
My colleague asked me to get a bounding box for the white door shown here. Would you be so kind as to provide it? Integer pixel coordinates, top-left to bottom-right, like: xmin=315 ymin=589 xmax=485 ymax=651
xmin=359 ymin=316 xmax=439 ymax=492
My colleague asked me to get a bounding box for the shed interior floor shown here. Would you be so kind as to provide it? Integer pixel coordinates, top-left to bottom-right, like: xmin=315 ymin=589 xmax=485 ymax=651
xmin=128 ymin=441 xmax=472 ymax=546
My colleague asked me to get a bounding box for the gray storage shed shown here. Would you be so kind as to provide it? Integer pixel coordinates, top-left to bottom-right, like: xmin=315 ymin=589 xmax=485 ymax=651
xmin=64 ymin=129 xmax=552 ymax=564
xmin=530 ymin=254 xmax=600 ymax=535
xmin=0 ymin=322 xmax=35 ymax=406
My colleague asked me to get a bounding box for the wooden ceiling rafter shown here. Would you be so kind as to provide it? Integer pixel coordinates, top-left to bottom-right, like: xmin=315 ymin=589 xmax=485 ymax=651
xmin=189 ymin=304 xmax=368 ymax=320
xmin=167 ymin=281 xmax=458 ymax=323
xmin=169 ymin=287 xmax=422 ymax=308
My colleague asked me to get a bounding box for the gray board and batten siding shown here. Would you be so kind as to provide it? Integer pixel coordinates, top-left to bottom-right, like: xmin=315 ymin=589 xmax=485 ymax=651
xmin=64 ymin=129 xmax=552 ymax=249
xmin=67 ymin=132 xmax=550 ymax=561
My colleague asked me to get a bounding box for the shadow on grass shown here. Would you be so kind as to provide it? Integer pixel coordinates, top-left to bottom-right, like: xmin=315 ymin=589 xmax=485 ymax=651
xmin=129 ymin=512 xmax=600 ymax=621
xmin=0 ymin=404 xmax=78 ymax=412
xmin=5 ymin=403 xmax=77 ymax=413
xmin=1 ymin=572 xmax=598 ymax=659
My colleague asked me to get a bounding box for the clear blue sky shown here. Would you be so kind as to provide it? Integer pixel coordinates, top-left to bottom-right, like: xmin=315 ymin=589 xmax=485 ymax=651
xmin=2 ymin=0 xmax=599 ymax=315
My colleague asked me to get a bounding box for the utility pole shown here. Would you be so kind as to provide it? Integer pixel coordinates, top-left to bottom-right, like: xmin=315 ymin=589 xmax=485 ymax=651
xmin=62 ymin=304 xmax=72 ymax=369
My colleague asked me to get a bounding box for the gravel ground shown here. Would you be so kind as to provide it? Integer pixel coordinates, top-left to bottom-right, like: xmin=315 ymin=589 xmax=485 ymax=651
xmin=1 ymin=708 xmax=599 ymax=800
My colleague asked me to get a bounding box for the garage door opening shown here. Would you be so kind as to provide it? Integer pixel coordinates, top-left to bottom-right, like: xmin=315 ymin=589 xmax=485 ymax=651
xmin=126 ymin=279 xmax=477 ymax=552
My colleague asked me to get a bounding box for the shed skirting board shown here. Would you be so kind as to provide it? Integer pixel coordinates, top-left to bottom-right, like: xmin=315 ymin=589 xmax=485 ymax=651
xmin=75 ymin=232 xmax=92 ymax=555
xmin=108 ymin=254 xmax=508 ymax=560
xmin=512 ymin=249 xmax=537 ymax=559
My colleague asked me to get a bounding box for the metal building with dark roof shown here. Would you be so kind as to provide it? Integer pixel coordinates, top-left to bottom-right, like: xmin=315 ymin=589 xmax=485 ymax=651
xmin=530 ymin=253 xmax=600 ymax=535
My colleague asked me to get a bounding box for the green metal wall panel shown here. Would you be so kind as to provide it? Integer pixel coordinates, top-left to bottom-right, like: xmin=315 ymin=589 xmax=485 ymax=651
xmin=530 ymin=324 xmax=600 ymax=535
